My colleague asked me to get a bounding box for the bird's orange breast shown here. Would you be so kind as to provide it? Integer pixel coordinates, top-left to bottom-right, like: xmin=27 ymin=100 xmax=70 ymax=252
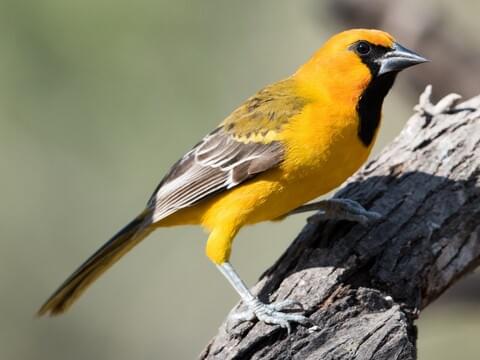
xmin=159 ymin=51 xmax=379 ymax=231
xmin=159 ymin=94 xmax=377 ymax=231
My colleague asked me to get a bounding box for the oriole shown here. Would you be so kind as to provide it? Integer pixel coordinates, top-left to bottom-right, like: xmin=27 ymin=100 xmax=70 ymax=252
xmin=38 ymin=29 xmax=427 ymax=332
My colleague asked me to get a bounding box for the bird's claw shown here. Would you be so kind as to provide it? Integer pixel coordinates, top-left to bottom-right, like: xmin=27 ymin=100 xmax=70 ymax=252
xmin=307 ymin=198 xmax=382 ymax=226
xmin=230 ymin=298 xmax=310 ymax=334
xmin=334 ymin=198 xmax=382 ymax=225
xmin=269 ymin=299 xmax=304 ymax=311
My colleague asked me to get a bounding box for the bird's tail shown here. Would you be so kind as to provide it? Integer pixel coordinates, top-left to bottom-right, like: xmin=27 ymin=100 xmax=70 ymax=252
xmin=37 ymin=210 xmax=153 ymax=316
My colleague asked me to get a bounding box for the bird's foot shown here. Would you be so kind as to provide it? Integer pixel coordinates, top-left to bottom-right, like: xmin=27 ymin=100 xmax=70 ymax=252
xmin=414 ymin=84 xmax=466 ymax=117
xmin=307 ymin=198 xmax=382 ymax=226
xmin=230 ymin=298 xmax=310 ymax=334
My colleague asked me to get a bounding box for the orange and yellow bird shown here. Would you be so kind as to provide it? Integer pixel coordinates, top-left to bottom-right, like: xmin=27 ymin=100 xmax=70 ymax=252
xmin=38 ymin=29 xmax=427 ymax=331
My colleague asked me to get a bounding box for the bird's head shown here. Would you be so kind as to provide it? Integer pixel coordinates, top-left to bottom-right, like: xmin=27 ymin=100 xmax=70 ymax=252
xmin=296 ymin=29 xmax=428 ymax=98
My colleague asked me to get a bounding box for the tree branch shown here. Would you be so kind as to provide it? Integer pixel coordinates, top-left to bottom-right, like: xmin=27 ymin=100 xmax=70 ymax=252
xmin=200 ymin=88 xmax=480 ymax=360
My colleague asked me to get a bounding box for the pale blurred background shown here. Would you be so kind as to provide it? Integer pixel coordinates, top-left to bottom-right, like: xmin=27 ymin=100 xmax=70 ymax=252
xmin=1 ymin=0 xmax=479 ymax=359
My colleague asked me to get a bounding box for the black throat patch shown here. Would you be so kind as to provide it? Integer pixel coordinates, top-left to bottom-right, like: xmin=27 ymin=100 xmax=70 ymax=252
xmin=357 ymin=72 xmax=396 ymax=146
xmin=351 ymin=42 xmax=397 ymax=147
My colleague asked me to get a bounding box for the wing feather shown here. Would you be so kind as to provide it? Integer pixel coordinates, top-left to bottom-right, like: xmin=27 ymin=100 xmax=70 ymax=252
xmin=146 ymin=78 xmax=308 ymax=223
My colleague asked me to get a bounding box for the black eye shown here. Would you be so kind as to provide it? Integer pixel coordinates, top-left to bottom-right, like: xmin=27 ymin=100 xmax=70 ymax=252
xmin=356 ymin=41 xmax=371 ymax=55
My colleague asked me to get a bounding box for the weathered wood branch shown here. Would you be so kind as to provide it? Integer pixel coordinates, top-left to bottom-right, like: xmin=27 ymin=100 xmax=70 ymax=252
xmin=199 ymin=89 xmax=480 ymax=360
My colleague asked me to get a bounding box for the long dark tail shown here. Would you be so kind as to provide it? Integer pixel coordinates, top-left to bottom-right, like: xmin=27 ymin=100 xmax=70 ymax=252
xmin=37 ymin=211 xmax=153 ymax=316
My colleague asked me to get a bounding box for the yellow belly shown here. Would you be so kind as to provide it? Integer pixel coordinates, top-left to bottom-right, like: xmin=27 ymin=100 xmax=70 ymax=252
xmin=160 ymin=107 xmax=375 ymax=231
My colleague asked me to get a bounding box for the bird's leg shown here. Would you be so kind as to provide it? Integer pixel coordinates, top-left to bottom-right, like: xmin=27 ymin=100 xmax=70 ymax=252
xmin=217 ymin=262 xmax=310 ymax=334
xmin=288 ymin=198 xmax=382 ymax=226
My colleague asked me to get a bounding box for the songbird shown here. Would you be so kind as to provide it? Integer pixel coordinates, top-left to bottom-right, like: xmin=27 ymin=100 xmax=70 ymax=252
xmin=38 ymin=29 xmax=427 ymax=331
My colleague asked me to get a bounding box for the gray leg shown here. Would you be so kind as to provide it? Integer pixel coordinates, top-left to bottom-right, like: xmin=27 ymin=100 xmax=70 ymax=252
xmin=217 ymin=262 xmax=310 ymax=334
xmin=288 ymin=198 xmax=382 ymax=226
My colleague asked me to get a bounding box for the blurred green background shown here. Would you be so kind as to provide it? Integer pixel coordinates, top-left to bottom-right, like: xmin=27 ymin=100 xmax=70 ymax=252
xmin=1 ymin=0 xmax=479 ymax=359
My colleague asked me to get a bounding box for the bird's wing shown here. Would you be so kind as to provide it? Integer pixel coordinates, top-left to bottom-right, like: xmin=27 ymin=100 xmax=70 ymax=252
xmin=147 ymin=78 xmax=309 ymax=223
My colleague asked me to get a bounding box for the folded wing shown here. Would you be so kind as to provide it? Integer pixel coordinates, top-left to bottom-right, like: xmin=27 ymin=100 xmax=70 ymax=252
xmin=147 ymin=78 xmax=308 ymax=223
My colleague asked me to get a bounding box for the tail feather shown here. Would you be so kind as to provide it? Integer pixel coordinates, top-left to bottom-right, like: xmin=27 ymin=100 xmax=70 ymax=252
xmin=37 ymin=211 xmax=153 ymax=316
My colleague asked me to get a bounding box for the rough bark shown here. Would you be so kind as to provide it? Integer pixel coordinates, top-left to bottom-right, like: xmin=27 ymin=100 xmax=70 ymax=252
xmin=199 ymin=89 xmax=480 ymax=360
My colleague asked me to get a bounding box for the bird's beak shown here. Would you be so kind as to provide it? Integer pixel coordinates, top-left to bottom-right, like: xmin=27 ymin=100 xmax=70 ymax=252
xmin=378 ymin=42 xmax=429 ymax=75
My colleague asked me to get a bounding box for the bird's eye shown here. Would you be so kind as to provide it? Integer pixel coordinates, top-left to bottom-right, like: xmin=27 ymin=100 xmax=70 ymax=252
xmin=355 ymin=42 xmax=371 ymax=55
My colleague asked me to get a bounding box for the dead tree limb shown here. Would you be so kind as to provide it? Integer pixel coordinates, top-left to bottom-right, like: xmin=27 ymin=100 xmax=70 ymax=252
xmin=199 ymin=88 xmax=480 ymax=360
